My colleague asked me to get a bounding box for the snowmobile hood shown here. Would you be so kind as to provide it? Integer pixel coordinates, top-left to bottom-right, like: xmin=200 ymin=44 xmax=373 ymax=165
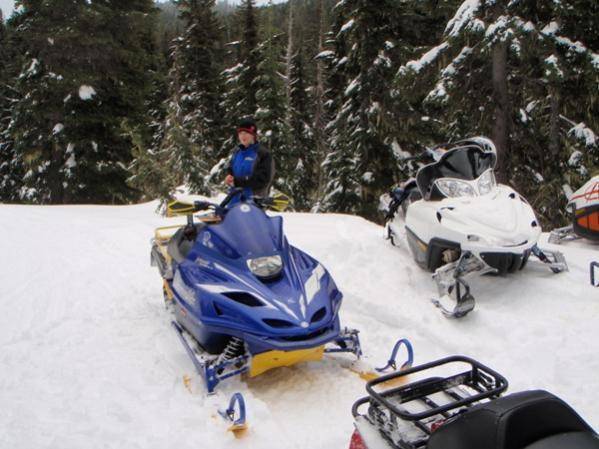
xmin=173 ymin=203 xmax=342 ymax=344
xmin=567 ymin=176 xmax=599 ymax=211
xmin=406 ymin=185 xmax=541 ymax=249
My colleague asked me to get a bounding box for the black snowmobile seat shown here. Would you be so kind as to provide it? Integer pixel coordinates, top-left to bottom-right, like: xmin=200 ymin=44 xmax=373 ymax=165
xmin=524 ymin=432 xmax=599 ymax=449
xmin=427 ymin=390 xmax=597 ymax=449
xmin=167 ymin=223 xmax=205 ymax=263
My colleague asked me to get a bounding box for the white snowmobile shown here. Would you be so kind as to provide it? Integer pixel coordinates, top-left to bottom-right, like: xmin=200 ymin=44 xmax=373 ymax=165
xmin=382 ymin=137 xmax=567 ymax=318
xmin=549 ymin=175 xmax=599 ymax=244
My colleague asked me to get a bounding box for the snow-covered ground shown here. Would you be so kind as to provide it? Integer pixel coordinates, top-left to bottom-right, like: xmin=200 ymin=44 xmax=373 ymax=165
xmin=1 ymin=201 xmax=598 ymax=449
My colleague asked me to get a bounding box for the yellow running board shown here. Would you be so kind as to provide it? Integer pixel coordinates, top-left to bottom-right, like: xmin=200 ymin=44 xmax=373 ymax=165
xmin=249 ymin=346 xmax=325 ymax=377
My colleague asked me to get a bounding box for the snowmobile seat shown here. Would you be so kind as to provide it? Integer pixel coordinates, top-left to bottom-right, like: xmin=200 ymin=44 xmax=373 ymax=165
xmin=524 ymin=432 xmax=599 ymax=449
xmin=167 ymin=223 xmax=205 ymax=263
xmin=427 ymin=390 xmax=596 ymax=449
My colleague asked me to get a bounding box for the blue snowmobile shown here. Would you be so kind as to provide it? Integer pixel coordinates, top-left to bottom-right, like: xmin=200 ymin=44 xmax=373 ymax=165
xmin=151 ymin=189 xmax=362 ymax=393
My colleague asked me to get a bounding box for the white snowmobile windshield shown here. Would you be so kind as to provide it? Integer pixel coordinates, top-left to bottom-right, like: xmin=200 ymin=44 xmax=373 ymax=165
xmin=416 ymin=146 xmax=497 ymax=199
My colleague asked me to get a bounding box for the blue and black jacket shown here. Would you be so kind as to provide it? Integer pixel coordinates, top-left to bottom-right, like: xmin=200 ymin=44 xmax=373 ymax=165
xmin=226 ymin=142 xmax=274 ymax=200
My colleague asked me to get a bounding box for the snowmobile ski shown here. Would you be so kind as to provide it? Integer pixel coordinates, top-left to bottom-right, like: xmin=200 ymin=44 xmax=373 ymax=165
xmin=219 ymin=392 xmax=248 ymax=438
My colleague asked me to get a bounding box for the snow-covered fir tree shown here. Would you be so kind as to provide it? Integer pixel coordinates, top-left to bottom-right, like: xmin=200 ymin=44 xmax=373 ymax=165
xmin=395 ymin=0 xmax=598 ymax=226
xmin=255 ymin=4 xmax=290 ymax=192
xmin=320 ymin=0 xmax=400 ymax=218
xmin=8 ymin=0 xmax=158 ymax=204
xmin=133 ymin=0 xmax=227 ymax=196
xmin=218 ymin=0 xmax=261 ymax=164
xmin=236 ymin=0 xmax=260 ymax=115
xmin=312 ymin=0 xmax=329 ymax=204
xmin=0 ymin=11 xmax=23 ymax=202
xmin=285 ymin=2 xmax=316 ymax=210
xmin=176 ymin=0 xmax=227 ymax=170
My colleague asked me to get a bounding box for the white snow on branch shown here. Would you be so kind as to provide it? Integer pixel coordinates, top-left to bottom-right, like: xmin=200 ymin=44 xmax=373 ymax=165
xmin=374 ymin=51 xmax=391 ymax=68
xmin=339 ymin=19 xmax=355 ymax=34
xmin=445 ymin=0 xmax=481 ymax=37
xmin=315 ymin=50 xmax=335 ymax=60
xmin=425 ymin=82 xmax=448 ymax=103
xmin=52 ymin=124 xmax=64 ymax=135
xmin=569 ymin=122 xmax=597 ymax=147
xmin=78 ymin=85 xmax=96 ymax=101
xmin=544 ymin=54 xmax=564 ymax=78
xmin=568 ymin=150 xmax=583 ymax=166
xmin=345 ymin=77 xmax=361 ymax=96
xmin=541 ymin=21 xmax=559 ymax=35
xmin=399 ymin=43 xmax=449 ymax=75
xmin=65 ymin=144 xmax=76 ymax=171
xmin=441 ymin=46 xmax=472 ymax=77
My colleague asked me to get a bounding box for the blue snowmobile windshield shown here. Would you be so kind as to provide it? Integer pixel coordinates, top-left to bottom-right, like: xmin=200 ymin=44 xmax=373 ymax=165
xmin=416 ymin=146 xmax=496 ymax=198
xmin=203 ymin=203 xmax=282 ymax=259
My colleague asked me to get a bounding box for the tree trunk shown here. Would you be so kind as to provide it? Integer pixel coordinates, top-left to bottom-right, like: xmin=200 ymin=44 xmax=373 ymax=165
xmin=549 ymin=88 xmax=560 ymax=156
xmin=313 ymin=0 xmax=326 ymax=201
xmin=491 ymin=41 xmax=510 ymax=181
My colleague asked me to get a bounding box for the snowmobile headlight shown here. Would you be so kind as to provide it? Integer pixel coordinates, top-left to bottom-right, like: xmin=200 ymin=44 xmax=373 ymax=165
xmin=247 ymin=255 xmax=283 ymax=279
xmin=477 ymin=170 xmax=496 ymax=196
xmin=435 ymin=178 xmax=476 ymax=198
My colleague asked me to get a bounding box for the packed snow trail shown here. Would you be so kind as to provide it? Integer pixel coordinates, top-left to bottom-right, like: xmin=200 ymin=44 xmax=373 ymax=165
xmin=1 ymin=202 xmax=598 ymax=449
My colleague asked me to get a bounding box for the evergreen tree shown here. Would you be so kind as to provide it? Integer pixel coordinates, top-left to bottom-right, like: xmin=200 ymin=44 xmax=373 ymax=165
xmin=312 ymin=0 xmax=328 ymax=204
xmin=394 ymin=0 xmax=598 ymax=226
xmin=8 ymin=0 xmax=159 ymax=204
xmin=0 ymin=11 xmax=24 ymax=202
xmin=219 ymin=0 xmax=261 ymax=172
xmin=285 ymin=2 xmax=316 ymax=210
xmin=238 ymin=0 xmax=260 ymax=114
xmin=255 ymin=12 xmax=289 ymax=190
xmin=320 ymin=0 xmax=400 ymax=218
xmin=178 ymin=0 xmax=226 ymax=156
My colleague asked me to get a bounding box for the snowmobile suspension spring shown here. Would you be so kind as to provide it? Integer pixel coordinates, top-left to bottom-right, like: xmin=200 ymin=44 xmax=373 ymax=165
xmin=218 ymin=337 xmax=245 ymax=363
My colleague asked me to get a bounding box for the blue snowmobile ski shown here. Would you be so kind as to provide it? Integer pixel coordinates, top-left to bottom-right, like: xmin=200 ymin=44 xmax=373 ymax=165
xmin=151 ymin=189 xmax=362 ymax=393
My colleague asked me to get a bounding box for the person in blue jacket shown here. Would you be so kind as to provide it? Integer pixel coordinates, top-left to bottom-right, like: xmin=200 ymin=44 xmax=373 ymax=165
xmin=225 ymin=118 xmax=274 ymax=204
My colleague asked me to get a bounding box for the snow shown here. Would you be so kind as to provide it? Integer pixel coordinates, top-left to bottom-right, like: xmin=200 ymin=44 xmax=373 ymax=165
xmin=345 ymin=77 xmax=360 ymax=96
xmin=485 ymin=15 xmax=508 ymax=38
xmin=544 ymin=54 xmax=564 ymax=78
xmin=400 ymin=43 xmax=449 ymax=75
xmin=568 ymin=150 xmax=583 ymax=166
xmin=78 ymin=85 xmax=96 ymax=101
xmin=315 ymin=50 xmax=335 ymax=60
xmin=542 ymin=21 xmax=559 ymax=35
xmin=1 ymin=202 xmax=599 ymax=449
xmin=569 ymin=122 xmax=597 ymax=147
xmin=445 ymin=0 xmax=481 ymax=37
xmin=52 ymin=123 xmax=64 ymax=135
xmin=339 ymin=19 xmax=354 ymax=34
xmin=26 ymin=58 xmax=39 ymax=75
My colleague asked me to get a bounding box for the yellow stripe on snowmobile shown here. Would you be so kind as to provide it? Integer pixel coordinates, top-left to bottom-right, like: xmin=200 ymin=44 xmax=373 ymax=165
xmin=248 ymin=346 xmax=325 ymax=377
xmin=167 ymin=200 xmax=195 ymax=217
xmin=155 ymin=224 xmax=183 ymax=243
xmin=163 ymin=279 xmax=174 ymax=301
